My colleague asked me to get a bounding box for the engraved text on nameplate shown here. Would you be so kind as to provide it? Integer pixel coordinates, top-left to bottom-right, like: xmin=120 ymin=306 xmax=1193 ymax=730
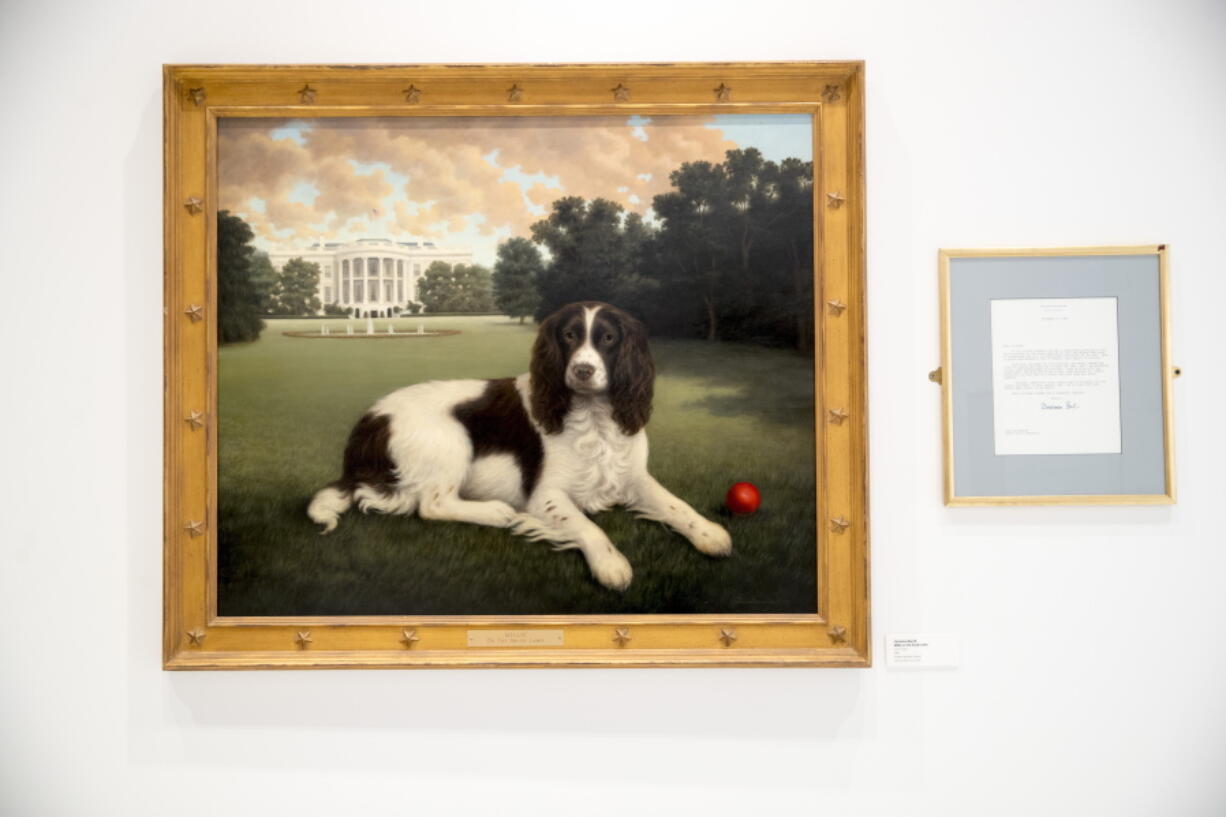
xmin=467 ymin=629 xmax=565 ymax=647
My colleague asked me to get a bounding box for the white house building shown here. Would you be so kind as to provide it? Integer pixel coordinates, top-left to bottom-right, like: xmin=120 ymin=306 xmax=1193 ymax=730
xmin=268 ymin=237 xmax=473 ymax=316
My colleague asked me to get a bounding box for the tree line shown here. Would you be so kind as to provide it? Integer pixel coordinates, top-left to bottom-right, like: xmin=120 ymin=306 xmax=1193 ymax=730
xmin=219 ymin=147 xmax=814 ymax=350
xmin=493 ymin=148 xmax=815 ymax=350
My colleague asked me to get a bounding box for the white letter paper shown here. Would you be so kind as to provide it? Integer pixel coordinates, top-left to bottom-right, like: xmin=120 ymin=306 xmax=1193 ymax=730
xmin=989 ymin=298 xmax=1122 ymax=456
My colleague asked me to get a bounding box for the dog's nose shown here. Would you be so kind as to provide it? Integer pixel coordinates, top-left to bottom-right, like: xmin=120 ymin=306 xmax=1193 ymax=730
xmin=572 ymin=363 xmax=595 ymax=382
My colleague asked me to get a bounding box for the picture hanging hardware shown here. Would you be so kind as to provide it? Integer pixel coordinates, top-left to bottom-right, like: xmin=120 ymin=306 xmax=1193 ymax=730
xmin=298 ymin=84 xmax=317 ymax=104
xmin=612 ymin=627 xmax=631 ymax=647
xmin=718 ymin=628 xmax=738 ymax=647
xmin=295 ymin=631 xmax=313 ymax=649
xmin=184 ymin=197 xmax=203 ymax=215
xmin=400 ymin=629 xmax=420 ymax=648
xmin=186 ymin=629 xmax=206 ymax=646
xmin=928 ymin=367 xmax=942 ymax=384
xmin=714 ymin=83 xmax=732 ymax=102
xmin=402 ymin=85 xmax=422 ymax=103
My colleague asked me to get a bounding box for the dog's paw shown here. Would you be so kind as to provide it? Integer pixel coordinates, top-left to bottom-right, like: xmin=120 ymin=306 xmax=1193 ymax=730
xmin=691 ymin=520 xmax=732 ymax=557
xmin=510 ymin=513 xmax=558 ymax=541
xmin=588 ymin=546 xmax=633 ymax=591
xmin=487 ymin=501 xmax=519 ymax=528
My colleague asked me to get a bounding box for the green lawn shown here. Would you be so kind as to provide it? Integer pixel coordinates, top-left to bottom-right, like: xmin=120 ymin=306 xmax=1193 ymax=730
xmin=218 ymin=315 xmax=817 ymax=615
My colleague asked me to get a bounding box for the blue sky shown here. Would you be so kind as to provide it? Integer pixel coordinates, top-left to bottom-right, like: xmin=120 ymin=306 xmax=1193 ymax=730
xmin=706 ymin=114 xmax=811 ymax=163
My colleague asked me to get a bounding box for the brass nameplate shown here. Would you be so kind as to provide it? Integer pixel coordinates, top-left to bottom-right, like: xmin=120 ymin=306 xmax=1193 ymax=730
xmin=467 ymin=629 xmax=565 ymax=647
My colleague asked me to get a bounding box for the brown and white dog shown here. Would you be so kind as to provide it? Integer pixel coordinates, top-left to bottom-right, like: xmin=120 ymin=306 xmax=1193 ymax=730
xmin=307 ymin=301 xmax=732 ymax=590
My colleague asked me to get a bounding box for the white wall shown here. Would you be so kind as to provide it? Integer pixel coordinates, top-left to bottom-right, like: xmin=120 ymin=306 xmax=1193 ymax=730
xmin=2 ymin=1 xmax=1224 ymax=814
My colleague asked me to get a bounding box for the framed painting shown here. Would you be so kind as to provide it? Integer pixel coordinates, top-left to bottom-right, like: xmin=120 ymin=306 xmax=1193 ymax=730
xmin=937 ymin=246 xmax=1176 ymax=506
xmin=163 ymin=62 xmax=868 ymax=668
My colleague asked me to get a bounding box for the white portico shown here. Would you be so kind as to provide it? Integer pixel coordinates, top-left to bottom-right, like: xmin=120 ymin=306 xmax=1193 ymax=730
xmin=268 ymin=237 xmax=472 ymax=316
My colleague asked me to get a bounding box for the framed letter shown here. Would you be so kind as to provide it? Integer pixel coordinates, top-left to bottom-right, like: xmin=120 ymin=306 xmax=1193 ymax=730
xmin=938 ymin=246 xmax=1175 ymax=506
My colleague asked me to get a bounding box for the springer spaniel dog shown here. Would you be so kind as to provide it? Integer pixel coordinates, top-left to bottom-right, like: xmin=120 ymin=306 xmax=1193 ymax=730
xmin=307 ymin=301 xmax=732 ymax=590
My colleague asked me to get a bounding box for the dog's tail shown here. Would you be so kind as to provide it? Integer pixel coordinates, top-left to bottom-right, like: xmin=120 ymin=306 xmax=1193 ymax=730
xmin=309 ymin=410 xmax=396 ymax=533
xmin=307 ymin=481 xmax=353 ymax=534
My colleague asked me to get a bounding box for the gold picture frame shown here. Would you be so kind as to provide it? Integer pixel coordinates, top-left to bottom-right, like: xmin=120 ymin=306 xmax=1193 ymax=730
xmin=937 ymin=245 xmax=1176 ymax=507
xmin=163 ymin=62 xmax=869 ymax=669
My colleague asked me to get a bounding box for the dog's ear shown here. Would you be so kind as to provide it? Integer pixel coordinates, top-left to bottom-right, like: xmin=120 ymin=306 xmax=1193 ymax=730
xmin=607 ymin=307 xmax=654 ymax=435
xmin=529 ymin=310 xmax=572 ymax=434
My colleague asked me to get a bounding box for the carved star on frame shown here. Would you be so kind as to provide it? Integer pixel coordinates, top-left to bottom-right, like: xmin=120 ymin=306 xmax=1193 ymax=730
xmin=400 ymin=628 xmax=420 ymax=648
xmin=186 ymin=628 xmax=207 ymax=646
xmin=298 ymin=84 xmax=317 ymax=104
xmin=714 ymin=83 xmax=732 ymax=102
xmin=829 ymin=516 xmax=851 ymax=534
xmin=184 ymin=304 xmax=205 ymax=322
xmin=507 ymin=84 xmax=524 ymax=102
xmin=295 ymin=631 xmax=313 ymax=648
xmin=828 ymin=625 xmax=848 ymax=644
xmin=826 ymin=191 xmax=846 ymax=209
xmin=612 ymin=627 xmax=631 ymax=647
xmin=184 ymin=197 xmax=204 ymax=215
xmin=187 ymin=87 xmax=206 ymax=106
xmin=826 ymin=299 xmax=847 ymax=316
xmin=185 ymin=520 xmax=205 ymax=537
xmin=611 ymin=83 xmax=630 ymax=101
xmin=821 ymin=84 xmax=841 ymax=103
xmin=185 ymin=410 xmax=206 ymax=430
xmin=718 ymin=627 xmax=738 ymax=647
xmin=827 ymin=407 xmax=849 ymax=425
xmin=402 ymin=85 xmax=423 ymax=103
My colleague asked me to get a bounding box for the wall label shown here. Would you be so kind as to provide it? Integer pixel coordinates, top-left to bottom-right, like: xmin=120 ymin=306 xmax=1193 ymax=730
xmin=885 ymin=633 xmax=960 ymax=668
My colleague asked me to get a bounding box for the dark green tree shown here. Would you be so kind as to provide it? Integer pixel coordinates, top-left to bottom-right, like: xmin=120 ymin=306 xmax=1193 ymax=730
xmin=271 ymin=257 xmax=322 ymax=315
xmin=418 ymin=262 xmax=496 ymax=312
xmin=648 ymin=148 xmax=814 ymax=348
xmin=761 ymin=156 xmax=815 ymax=350
xmin=417 ymin=261 xmax=454 ymax=311
xmin=510 ymin=147 xmax=814 ymax=350
xmin=249 ymin=251 xmax=277 ymax=314
xmin=492 ymin=237 xmax=544 ymax=323
xmin=529 ymin=197 xmax=648 ymax=319
xmin=650 ymin=160 xmax=736 ymax=340
xmin=216 ymin=210 xmax=265 ymax=344
xmin=453 ymin=264 xmax=497 ymax=311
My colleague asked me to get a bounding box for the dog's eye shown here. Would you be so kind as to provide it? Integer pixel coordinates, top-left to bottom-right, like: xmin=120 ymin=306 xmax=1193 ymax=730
xmin=563 ymin=330 xmax=576 ymax=342
xmin=602 ymin=333 xmax=616 ymax=344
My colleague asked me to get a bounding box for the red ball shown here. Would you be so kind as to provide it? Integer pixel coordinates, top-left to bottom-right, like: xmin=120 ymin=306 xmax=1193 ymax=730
xmin=725 ymin=482 xmax=761 ymax=515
